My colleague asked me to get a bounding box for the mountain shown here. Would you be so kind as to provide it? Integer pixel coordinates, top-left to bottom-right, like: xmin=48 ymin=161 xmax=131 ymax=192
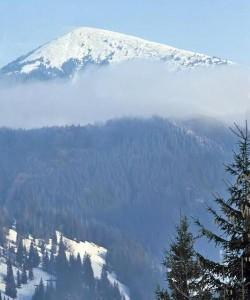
xmin=0 ymin=27 xmax=230 ymax=81
xmin=0 ymin=117 xmax=234 ymax=299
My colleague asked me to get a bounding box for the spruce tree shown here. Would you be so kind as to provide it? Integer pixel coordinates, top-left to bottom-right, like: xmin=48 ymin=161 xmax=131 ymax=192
xmin=99 ymin=267 xmax=111 ymax=299
xmin=5 ymin=260 xmax=17 ymax=298
xmin=55 ymin=236 xmax=68 ymax=291
xmin=196 ymin=123 xmax=250 ymax=298
xmin=51 ymin=232 xmax=58 ymax=254
xmin=110 ymin=282 xmax=122 ymax=299
xmin=48 ymin=252 xmax=55 ymax=275
xmin=82 ymin=254 xmax=95 ymax=289
xmin=56 ymin=235 xmax=67 ymax=272
xmin=42 ymin=251 xmax=50 ymax=271
xmin=16 ymin=241 xmax=24 ymax=266
xmin=32 ymin=279 xmax=45 ymax=300
xmin=16 ymin=270 xmax=21 ymax=288
xmin=21 ymin=265 xmax=28 ymax=284
xmin=40 ymin=241 xmax=45 ymax=255
xmin=29 ymin=267 xmax=34 ymax=280
xmin=28 ymin=242 xmax=40 ymax=269
xmin=75 ymin=253 xmax=83 ymax=285
xmin=44 ymin=282 xmax=56 ymax=300
xmin=159 ymin=216 xmax=209 ymax=300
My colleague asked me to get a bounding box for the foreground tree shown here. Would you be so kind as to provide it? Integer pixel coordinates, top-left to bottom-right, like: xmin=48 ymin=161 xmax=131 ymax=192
xmin=157 ymin=216 xmax=210 ymax=300
xmin=196 ymin=123 xmax=250 ymax=298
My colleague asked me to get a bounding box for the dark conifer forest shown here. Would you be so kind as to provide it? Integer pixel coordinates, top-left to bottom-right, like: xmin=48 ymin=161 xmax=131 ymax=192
xmin=0 ymin=117 xmax=234 ymax=299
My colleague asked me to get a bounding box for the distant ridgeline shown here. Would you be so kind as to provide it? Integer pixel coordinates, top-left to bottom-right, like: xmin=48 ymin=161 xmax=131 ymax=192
xmin=0 ymin=227 xmax=129 ymax=300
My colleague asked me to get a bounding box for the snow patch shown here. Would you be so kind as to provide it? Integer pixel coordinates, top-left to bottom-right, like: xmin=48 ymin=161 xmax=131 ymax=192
xmin=56 ymin=231 xmax=107 ymax=279
xmin=0 ymin=257 xmax=53 ymax=300
xmin=108 ymin=272 xmax=130 ymax=300
xmin=21 ymin=61 xmax=40 ymax=74
xmin=4 ymin=228 xmax=130 ymax=300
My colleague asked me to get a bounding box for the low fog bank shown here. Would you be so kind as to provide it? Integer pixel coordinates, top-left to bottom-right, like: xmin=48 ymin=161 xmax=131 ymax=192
xmin=0 ymin=61 xmax=249 ymax=128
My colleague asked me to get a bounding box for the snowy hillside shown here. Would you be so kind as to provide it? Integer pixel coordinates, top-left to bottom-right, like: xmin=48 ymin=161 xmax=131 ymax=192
xmin=0 ymin=260 xmax=52 ymax=300
xmin=0 ymin=27 xmax=230 ymax=80
xmin=0 ymin=228 xmax=129 ymax=300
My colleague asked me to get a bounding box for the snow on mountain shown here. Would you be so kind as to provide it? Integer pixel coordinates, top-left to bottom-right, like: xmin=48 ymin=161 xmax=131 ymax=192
xmin=1 ymin=228 xmax=130 ymax=300
xmin=54 ymin=231 xmax=107 ymax=279
xmin=0 ymin=27 xmax=230 ymax=81
xmin=0 ymin=260 xmax=52 ymax=300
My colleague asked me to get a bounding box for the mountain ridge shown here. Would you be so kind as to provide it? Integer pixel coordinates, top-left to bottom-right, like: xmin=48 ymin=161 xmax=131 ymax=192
xmin=0 ymin=27 xmax=231 ymax=81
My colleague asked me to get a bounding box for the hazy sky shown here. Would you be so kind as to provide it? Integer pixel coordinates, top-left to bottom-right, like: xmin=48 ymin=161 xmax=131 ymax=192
xmin=0 ymin=1 xmax=250 ymax=67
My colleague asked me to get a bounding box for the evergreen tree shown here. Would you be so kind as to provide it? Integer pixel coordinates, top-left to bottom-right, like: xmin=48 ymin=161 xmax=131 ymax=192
xmin=74 ymin=253 xmax=83 ymax=286
xmin=5 ymin=260 xmax=17 ymax=298
xmin=111 ymin=282 xmax=122 ymax=299
xmin=48 ymin=252 xmax=55 ymax=275
xmin=55 ymin=236 xmax=69 ymax=291
xmin=51 ymin=233 xmax=58 ymax=254
xmin=29 ymin=268 xmax=34 ymax=281
xmin=69 ymin=254 xmax=75 ymax=268
xmin=0 ymin=291 xmax=2 ymax=300
xmin=98 ymin=269 xmax=123 ymax=300
xmin=44 ymin=282 xmax=56 ymax=300
xmin=42 ymin=251 xmax=50 ymax=271
xmin=196 ymin=123 xmax=250 ymax=298
xmin=16 ymin=270 xmax=21 ymax=288
xmin=21 ymin=265 xmax=28 ymax=284
xmin=40 ymin=241 xmax=45 ymax=255
xmin=98 ymin=267 xmax=111 ymax=299
xmin=159 ymin=216 xmax=209 ymax=300
xmin=28 ymin=242 xmax=40 ymax=269
xmin=56 ymin=235 xmax=67 ymax=272
xmin=32 ymin=279 xmax=45 ymax=300
xmin=16 ymin=240 xmax=24 ymax=266
xmin=82 ymin=254 xmax=95 ymax=289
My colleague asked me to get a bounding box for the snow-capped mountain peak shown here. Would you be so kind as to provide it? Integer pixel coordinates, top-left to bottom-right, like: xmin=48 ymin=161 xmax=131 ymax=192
xmin=0 ymin=27 xmax=230 ymax=81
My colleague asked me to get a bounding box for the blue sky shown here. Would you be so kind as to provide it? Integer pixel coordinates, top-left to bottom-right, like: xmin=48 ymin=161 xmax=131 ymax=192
xmin=0 ymin=1 xmax=249 ymax=67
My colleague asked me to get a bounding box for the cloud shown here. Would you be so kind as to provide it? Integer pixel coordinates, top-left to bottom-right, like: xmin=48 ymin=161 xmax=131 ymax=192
xmin=0 ymin=61 xmax=250 ymax=128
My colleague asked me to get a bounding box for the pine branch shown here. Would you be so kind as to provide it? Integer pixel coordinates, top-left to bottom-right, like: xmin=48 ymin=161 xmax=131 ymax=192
xmin=225 ymin=162 xmax=240 ymax=176
xmin=215 ymin=197 xmax=242 ymax=222
xmin=195 ymin=219 xmax=228 ymax=247
xmin=196 ymin=253 xmax=224 ymax=281
xmin=207 ymin=206 xmax=242 ymax=236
